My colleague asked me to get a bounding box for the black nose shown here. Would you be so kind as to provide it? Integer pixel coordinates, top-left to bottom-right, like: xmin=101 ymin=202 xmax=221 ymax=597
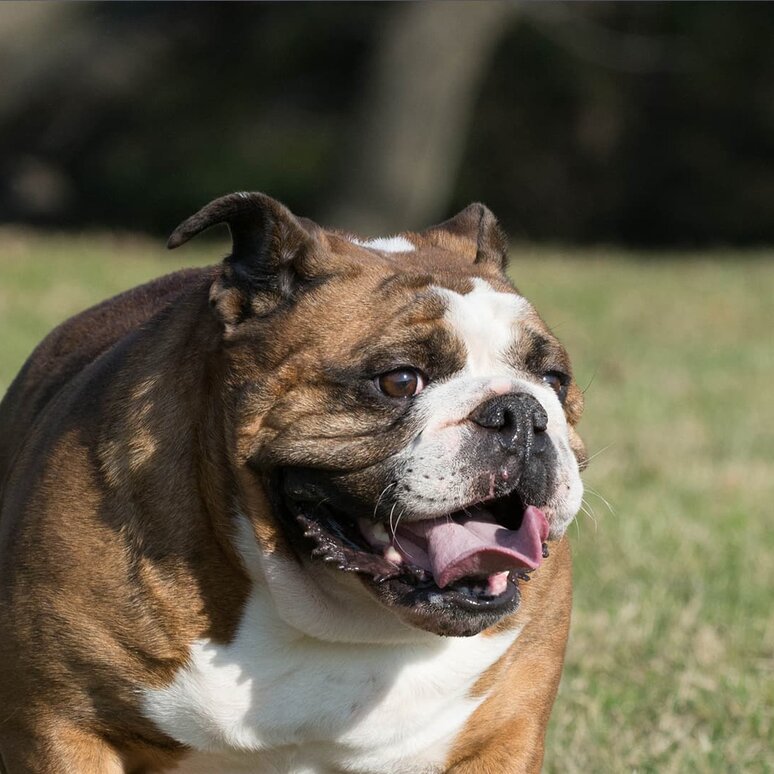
xmin=468 ymin=393 xmax=548 ymax=454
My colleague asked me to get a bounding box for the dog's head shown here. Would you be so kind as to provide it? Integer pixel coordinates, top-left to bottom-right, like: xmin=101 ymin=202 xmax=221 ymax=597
xmin=170 ymin=193 xmax=585 ymax=638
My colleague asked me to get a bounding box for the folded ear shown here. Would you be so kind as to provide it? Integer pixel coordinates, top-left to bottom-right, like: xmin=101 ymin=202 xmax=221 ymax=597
xmin=427 ymin=202 xmax=508 ymax=270
xmin=168 ymin=192 xmax=321 ymax=323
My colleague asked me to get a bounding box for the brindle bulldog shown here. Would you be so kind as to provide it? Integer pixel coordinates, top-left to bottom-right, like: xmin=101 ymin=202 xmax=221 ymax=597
xmin=0 ymin=193 xmax=586 ymax=773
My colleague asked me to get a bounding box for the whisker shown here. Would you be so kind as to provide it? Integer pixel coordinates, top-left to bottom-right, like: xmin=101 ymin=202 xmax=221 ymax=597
xmin=373 ymin=481 xmax=398 ymax=520
xmin=584 ymin=443 xmax=615 ymax=465
xmin=584 ymin=486 xmax=616 ymax=517
xmin=581 ymin=367 xmax=599 ymax=395
xmin=580 ymin=499 xmax=598 ymax=531
xmin=388 ymin=502 xmax=398 ymax=540
xmin=390 ymin=507 xmax=411 ymax=555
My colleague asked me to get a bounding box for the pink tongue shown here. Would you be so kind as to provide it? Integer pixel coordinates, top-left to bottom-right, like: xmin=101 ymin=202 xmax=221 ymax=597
xmin=397 ymin=506 xmax=549 ymax=589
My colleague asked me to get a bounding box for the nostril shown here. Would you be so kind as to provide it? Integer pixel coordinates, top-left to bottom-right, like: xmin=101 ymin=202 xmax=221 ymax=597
xmin=502 ymin=408 xmax=518 ymax=431
xmin=469 ymin=400 xmax=506 ymax=430
xmin=532 ymin=408 xmax=548 ymax=434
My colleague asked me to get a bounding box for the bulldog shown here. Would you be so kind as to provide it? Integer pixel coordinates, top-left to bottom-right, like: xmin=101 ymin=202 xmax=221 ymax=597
xmin=0 ymin=193 xmax=586 ymax=774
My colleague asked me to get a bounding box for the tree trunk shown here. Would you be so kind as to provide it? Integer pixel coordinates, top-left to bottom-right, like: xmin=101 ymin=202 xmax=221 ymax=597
xmin=325 ymin=1 xmax=516 ymax=236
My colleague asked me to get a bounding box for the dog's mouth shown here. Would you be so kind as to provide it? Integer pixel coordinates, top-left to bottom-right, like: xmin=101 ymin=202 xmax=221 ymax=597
xmin=280 ymin=472 xmax=550 ymax=632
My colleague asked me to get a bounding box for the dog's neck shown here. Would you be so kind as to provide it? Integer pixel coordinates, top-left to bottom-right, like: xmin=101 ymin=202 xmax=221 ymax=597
xmin=234 ymin=512 xmax=447 ymax=646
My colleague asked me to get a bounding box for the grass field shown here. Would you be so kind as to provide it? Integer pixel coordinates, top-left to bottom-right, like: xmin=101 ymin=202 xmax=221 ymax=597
xmin=0 ymin=229 xmax=772 ymax=772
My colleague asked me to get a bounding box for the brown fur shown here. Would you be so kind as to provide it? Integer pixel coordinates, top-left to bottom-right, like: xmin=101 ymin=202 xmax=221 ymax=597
xmin=447 ymin=539 xmax=572 ymax=773
xmin=0 ymin=194 xmax=582 ymax=772
xmin=0 ymin=270 xmax=247 ymax=772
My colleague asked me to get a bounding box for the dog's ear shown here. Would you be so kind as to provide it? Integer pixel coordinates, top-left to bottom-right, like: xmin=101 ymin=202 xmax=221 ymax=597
xmin=168 ymin=192 xmax=322 ymax=323
xmin=425 ymin=203 xmax=508 ymax=270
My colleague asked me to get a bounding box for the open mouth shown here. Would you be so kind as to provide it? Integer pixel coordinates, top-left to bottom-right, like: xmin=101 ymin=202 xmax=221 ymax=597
xmin=283 ymin=475 xmax=550 ymax=624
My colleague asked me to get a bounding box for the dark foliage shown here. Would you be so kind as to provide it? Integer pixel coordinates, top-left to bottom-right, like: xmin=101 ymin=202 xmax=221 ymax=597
xmin=2 ymin=3 xmax=773 ymax=246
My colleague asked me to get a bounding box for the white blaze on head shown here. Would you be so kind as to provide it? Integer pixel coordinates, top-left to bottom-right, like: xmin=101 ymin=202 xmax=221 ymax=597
xmin=351 ymin=235 xmax=415 ymax=253
xmin=435 ymin=279 xmax=530 ymax=377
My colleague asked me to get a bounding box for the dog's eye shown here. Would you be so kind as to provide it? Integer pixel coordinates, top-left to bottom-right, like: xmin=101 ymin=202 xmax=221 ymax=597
xmin=542 ymin=371 xmax=568 ymax=399
xmin=376 ymin=368 xmax=426 ymax=399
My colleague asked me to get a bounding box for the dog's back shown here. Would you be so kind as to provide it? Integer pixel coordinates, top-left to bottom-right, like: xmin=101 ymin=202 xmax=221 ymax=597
xmin=0 ymin=267 xmax=210 ymax=496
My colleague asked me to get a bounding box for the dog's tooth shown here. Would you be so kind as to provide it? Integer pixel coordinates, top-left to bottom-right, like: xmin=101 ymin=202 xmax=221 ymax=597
xmin=487 ymin=571 xmax=510 ymax=596
xmin=383 ymin=546 xmax=403 ymax=565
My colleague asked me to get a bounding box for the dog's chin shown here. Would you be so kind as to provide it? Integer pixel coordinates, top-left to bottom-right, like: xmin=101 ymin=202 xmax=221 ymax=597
xmin=275 ymin=470 xmax=551 ymax=638
xmin=359 ymin=566 xmax=523 ymax=638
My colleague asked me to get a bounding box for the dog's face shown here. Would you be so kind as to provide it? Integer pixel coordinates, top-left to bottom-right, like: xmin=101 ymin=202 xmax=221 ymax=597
xmin=172 ymin=194 xmax=585 ymax=637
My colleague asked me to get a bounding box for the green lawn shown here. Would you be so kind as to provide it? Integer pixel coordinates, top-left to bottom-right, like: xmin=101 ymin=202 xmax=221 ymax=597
xmin=1 ymin=229 xmax=772 ymax=772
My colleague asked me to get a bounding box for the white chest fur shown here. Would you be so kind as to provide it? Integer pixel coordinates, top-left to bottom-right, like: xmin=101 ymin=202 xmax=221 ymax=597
xmin=142 ymin=583 xmax=519 ymax=774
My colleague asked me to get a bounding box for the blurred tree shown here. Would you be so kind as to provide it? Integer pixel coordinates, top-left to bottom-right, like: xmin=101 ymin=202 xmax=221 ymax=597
xmin=1 ymin=2 xmax=774 ymax=247
xmin=324 ymin=1 xmax=515 ymax=235
xmin=456 ymin=2 xmax=774 ymax=246
xmin=0 ymin=4 xmax=376 ymax=232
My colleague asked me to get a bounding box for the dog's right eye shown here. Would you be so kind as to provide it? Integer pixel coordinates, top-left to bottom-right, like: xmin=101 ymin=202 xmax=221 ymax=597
xmin=376 ymin=368 xmax=426 ymax=399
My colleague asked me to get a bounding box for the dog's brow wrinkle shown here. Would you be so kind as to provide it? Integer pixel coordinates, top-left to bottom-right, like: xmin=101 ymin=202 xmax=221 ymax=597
xmin=376 ymin=273 xmax=433 ymax=295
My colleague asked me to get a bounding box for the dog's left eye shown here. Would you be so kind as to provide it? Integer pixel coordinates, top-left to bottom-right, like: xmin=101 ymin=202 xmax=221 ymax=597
xmin=376 ymin=368 xmax=426 ymax=399
xmin=542 ymin=371 xmax=568 ymax=400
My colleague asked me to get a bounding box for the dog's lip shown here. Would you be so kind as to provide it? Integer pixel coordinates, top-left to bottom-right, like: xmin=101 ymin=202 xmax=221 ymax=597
xmin=288 ymin=485 xmax=550 ymax=612
xmin=297 ymin=507 xmax=524 ymax=603
xmin=370 ymin=568 xmax=522 ymax=614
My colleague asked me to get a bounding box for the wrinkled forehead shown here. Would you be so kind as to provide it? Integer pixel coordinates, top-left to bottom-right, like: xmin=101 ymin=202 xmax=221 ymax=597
xmin=295 ymin=236 xmax=569 ymax=378
xmin=434 ymin=278 xmax=535 ymax=375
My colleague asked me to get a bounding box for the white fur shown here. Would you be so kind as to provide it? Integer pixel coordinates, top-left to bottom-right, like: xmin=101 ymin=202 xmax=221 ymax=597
xmin=143 ymin=519 xmax=520 ymax=774
xmin=352 ymin=235 xmax=415 ymax=253
xmin=393 ymin=280 xmax=583 ymax=532
xmin=436 ymin=279 xmax=530 ymax=376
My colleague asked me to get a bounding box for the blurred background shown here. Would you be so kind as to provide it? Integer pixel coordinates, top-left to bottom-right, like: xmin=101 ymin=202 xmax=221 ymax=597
xmin=0 ymin=3 xmax=772 ymax=772
xmin=4 ymin=1 xmax=774 ymax=245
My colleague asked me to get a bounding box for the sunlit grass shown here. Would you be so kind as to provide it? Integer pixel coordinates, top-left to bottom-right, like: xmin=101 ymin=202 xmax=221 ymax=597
xmin=0 ymin=230 xmax=771 ymax=772
xmin=516 ymin=248 xmax=774 ymax=773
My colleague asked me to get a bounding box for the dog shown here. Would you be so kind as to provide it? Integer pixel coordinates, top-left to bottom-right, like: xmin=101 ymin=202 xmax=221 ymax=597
xmin=0 ymin=192 xmax=586 ymax=773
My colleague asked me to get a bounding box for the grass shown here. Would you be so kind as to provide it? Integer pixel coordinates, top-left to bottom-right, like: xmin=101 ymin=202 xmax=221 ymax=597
xmin=1 ymin=229 xmax=772 ymax=771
